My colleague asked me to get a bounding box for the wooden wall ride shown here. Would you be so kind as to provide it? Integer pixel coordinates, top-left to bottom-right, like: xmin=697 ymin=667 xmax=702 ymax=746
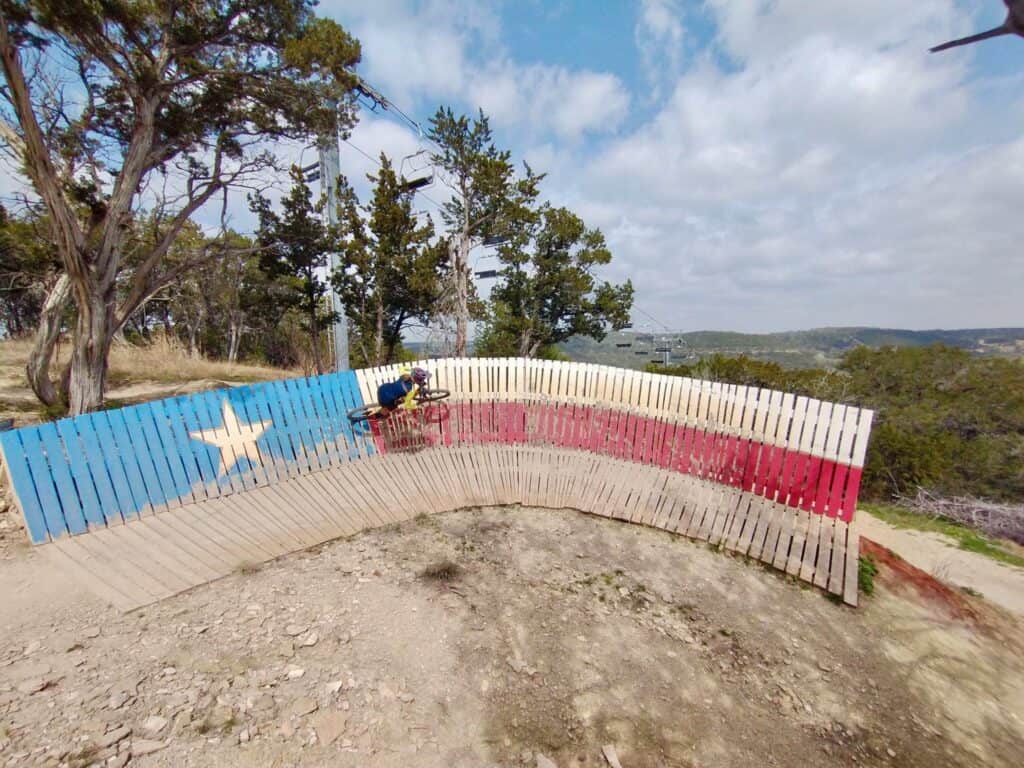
xmin=0 ymin=359 xmax=873 ymax=611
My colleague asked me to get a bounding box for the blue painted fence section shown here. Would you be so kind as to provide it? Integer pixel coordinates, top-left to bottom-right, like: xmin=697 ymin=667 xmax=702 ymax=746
xmin=0 ymin=370 xmax=369 ymax=544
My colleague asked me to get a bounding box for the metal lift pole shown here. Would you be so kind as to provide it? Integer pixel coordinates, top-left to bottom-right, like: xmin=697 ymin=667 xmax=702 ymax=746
xmin=318 ymin=106 xmax=349 ymax=371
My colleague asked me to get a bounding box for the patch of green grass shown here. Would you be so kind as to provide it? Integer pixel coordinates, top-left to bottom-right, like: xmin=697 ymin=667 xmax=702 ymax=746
xmin=862 ymin=503 xmax=1024 ymax=569
xmin=858 ymin=555 xmax=878 ymax=596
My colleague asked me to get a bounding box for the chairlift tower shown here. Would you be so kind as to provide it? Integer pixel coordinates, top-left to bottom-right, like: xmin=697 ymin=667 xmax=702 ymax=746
xmin=317 ymin=103 xmax=349 ymax=371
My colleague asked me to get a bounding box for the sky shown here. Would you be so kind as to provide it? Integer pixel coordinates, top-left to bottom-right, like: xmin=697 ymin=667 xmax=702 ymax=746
xmin=3 ymin=1 xmax=1022 ymax=335
xmin=312 ymin=0 xmax=1024 ymax=334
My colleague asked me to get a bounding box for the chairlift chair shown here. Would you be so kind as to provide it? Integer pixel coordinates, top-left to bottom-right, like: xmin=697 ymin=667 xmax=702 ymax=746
xmin=615 ymin=342 xmax=633 ymax=348
xmin=399 ymin=148 xmax=434 ymax=193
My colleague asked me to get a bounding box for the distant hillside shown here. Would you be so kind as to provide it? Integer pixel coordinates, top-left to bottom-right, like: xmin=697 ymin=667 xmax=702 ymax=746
xmin=557 ymin=327 xmax=1024 ymax=370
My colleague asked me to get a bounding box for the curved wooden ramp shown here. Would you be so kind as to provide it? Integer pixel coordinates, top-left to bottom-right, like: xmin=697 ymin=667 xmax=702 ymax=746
xmin=0 ymin=360 xmax=872 ymax=611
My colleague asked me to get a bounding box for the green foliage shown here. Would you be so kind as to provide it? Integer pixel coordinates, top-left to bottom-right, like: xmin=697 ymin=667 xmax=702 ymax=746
xmin=0 ymin=204 xmax=61 ymax=336
xmin=653 ymin=345 xmax=1024 ymax=504
xmin=332 ymin=155 xmax=446 ymax=367
xmin=427 ymin=108 xmax=529 ymax=239
xmin=857 ymin=556 xmax=878 ymax=596
xmin=250 ymin=167 xmax=339 ymax=374
xmin=477 ymin=205 xmax=633 ymax=357
xmin=1 ymin=0 xmax=362 ymax=411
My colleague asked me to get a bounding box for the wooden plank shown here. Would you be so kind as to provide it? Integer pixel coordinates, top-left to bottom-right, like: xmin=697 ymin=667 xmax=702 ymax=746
xmin=843 ymin=525 xmax=860 ymax=606
xmin=42 ymin=541 xmax=142 ymax=610
xmin=828 ymin=519 xmax=848 ymax=596
xmin=799 ymin=511 xmax=823 ymax=584
xmin=813 ymin=517 xmax=834 ymax=589
xmin=785 ymin=509 xmax=811 ymax=576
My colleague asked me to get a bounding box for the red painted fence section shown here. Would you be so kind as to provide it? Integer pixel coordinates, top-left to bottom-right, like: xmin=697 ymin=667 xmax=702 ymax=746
xmin=368 ymin=401 xmax=863 ymax=522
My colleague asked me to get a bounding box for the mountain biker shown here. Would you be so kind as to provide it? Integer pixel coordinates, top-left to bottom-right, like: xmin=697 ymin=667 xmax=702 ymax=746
xmin=376 ymin=365 xmax=431 ymax=413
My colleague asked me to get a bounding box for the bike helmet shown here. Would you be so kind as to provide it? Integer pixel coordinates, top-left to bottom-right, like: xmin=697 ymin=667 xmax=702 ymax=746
xmin=411 ymin=366 xmax=430 ymax=386
xmin=398 ymin=365 xmax=413 ymax=379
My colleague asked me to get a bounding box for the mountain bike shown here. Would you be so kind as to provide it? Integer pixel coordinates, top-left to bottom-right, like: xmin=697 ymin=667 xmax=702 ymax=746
xmin=346 ymin=384 xmax=451 ymax=424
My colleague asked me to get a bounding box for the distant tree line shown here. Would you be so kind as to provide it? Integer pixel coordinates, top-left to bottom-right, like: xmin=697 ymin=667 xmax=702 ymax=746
xmin=649 ymin=345 xmax=1024 ymax=504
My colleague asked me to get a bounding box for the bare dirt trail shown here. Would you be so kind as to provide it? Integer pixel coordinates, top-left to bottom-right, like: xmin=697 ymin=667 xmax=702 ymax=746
xmin=857 ymin=511 xmax=1024 ymax=617
xmin=1 ymin=506 xmax=1022 ymax=768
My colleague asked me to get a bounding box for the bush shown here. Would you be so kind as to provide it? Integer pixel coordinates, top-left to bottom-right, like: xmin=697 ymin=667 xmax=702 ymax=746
xmin=654 ymin=345 xmax=1024 ymax=504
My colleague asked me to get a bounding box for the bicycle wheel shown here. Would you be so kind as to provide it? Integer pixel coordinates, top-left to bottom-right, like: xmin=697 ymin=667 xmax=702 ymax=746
xmin=417 ymin=388 xmax=451 ymax=404
xmin=347 ymin=405 xmax=382 ymax=423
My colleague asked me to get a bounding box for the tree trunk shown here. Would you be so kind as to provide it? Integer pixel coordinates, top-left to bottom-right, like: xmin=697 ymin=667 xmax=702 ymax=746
xmin=67 ymin=295 xmax=115 ymax=415
xmin=227 ymin=319 xmax=242 ymax=364
xmin=26 ymin=273 xmax=72 ymax=407
xmin=453 ymin=235 xmax=470 ymax=357
xmin=374 ymin=300 xmax=384 ymax=366
xmin=518 ymin=330 xmax=533 ymax=358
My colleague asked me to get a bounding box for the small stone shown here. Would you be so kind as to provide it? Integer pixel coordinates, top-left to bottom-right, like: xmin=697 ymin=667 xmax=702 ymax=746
xmin=286 ymin=668 xmax=305 ymax=680
xmin=291 ymin=698 xmax=318 ymax=717
xmin=131 ymin=738 xmax=168 ymax=756
xmin=537 ymin=754 xmax=559 ymax=768
xmin=161 ymin=667 xmax=177 ymax=677
xmin=22 ymin=640 xmax=42 ymax=656
xmin=83 ymin=626 xmax=101 ymax=639
xmin=277 ymin=642 xmax=295 ymax=659
xmin=251 ymin=693 xmax=276 ymax=713
xmin=398 ymin=693 xmax=414 ymax=703
xmin=94 ymin=726 xmax=131 ymax=749
xmin=887 ymin=748 xmax=897 ymax=758
xmin=142 ymin=715 xmax=168 ymax=735
xmin=284 ymin=624 xmax=308 ymax=637
xmin=238 ymin=728 xmax=250 ymax=744
xmin=311 ymin=711 xmax=348 ymax=745
xmin=602 ymin=745 xmax=624 ymax=768
xmin=194 ymin=625 xmax=210 ymax=635
xmin=325 ymin=681 xmax=343 ymax=695
xmin=299 ymin=633 xmax=319 ymax=648
xmin=107 ymin=691 xmax=131 ymax=709
xmin=341 ymin=738 xmax=353 ymax=748
xmin=107 ymin=753 xmax=130 ymax=768
xmin=16 ymin=677 xmax=50 ymax=695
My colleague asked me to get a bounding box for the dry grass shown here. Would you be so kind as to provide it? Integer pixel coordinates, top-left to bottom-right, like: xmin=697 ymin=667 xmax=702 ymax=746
xmin=0 ymin=334 xmax=291 ymax=389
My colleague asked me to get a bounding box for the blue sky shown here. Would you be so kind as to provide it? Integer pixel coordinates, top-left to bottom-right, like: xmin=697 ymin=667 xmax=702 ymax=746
xmin=4 ymin=1 xmax=1022 ymax=335
xmin=313 ymin=0 xmax=1024 ymax=334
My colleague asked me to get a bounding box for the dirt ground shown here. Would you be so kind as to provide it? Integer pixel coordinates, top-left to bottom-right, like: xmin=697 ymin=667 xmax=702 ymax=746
xmin=857 ymin=511 xmax=1024 ymax=618
xmin=1 ymin=506 xmax=1022 ymax=768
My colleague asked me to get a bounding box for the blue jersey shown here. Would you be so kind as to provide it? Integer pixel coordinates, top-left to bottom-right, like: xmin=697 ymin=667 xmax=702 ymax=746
xmin=377 ymin=378 xmax=412 ymax=408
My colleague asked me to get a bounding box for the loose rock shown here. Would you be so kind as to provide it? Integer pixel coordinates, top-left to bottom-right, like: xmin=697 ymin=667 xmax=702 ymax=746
xmin=143 ymin=715 xmax=168 ymax=735
xmin=311 ymin=710 xmax=348 ymax=745
xmin=95 ymin=726 xmax=131 ymax=749
xmin=132 ymin=738 xmax=169 ymax=756
xmin=291 ymin=697 xmax=318 ymax=717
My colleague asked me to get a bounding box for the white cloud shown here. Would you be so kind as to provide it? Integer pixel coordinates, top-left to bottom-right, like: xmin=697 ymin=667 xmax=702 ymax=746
xmin=635 ymin=0 xmax=686 ymax=99
xmin=555 ymin=0 xmax=1024 ymax=331
xmin=467 ymin=63 xmax=630 ymax=140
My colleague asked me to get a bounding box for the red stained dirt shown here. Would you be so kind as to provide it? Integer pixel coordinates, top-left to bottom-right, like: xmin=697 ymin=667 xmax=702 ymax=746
xmin=861 ymin=537 xmax=979 ymax=624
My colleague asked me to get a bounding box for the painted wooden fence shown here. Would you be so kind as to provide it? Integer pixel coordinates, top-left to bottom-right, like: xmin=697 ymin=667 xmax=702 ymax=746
xmin=0 ymin=359 xmax=872 ymax=610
